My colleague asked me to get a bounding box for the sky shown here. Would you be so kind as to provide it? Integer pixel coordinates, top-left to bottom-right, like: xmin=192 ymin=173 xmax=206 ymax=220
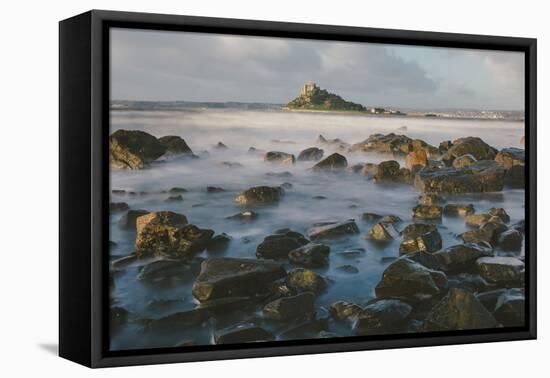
xmin=110 ymin=28 xmax=525 ymax=111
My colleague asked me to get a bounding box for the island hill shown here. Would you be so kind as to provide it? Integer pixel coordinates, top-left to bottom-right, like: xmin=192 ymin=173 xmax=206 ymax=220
xmin=284 ymin=81 xmax=405 ymax=115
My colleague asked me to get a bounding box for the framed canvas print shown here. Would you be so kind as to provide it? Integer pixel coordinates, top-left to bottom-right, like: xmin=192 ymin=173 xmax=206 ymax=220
xmin=59 ymin=10 xmax=536 ymax=368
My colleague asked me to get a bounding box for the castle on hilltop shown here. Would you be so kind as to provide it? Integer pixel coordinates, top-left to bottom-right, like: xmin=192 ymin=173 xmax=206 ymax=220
xmin=300 ymin=81 xmax=318 ymax=97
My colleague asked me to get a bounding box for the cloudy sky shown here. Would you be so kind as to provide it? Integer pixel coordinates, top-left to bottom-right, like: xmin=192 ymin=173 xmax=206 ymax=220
xmin=111 ymin=28 xmax=524 ymax=111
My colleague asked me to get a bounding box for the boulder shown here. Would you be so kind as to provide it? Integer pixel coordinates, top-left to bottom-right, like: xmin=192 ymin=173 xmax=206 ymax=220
xmin=493 ymin=289 xmax=525 ymax=327
xmin=316 ymin=134 xmax=350 ymax=150
xmin=498 ymin=229 xmax=523 ymax=251
xmin=308 ymin=220 xmax=359 ymax=240
xmin=362 ymin=212 xmax=383 ymax=222
xmin=264 ymin=151 xmax=296 ymax=165
xmin=400 ymin=223 xmax=437 ymax=239
xmin=361 ymin=163 xmax=379 ymax=177
xmin=118 ymin=209 xmax=149 ymax=229
xmin=206 ymin=233 xmax=232 ymax=253
xmin=495 ymin=147 xmax=525 ymax=169
xmin=214 ymin=142 xmax=228 ymax=149
xmin=234 ymin=186 xmax=284 ymax=205
xmin=146 ymin=308 xmax=212 ymax=332
xmin=158 ymin=135 xmax=193 ymax=155
xmin=288 ymin=243 xmax=330 ymax=268
xmin=488 ymin=208 xmax=511 ymax=223
xmin=368 ymin=222 xmax=399 ymax=241
xmin=443 ymin=203 xmax=475 ymax=217
xmin=476 ymin=256 xmax=524 ymax=285
xmin=350 ymin=133 xmax=437 ymax=156
xmin=504 ymin=165 xmax=525 ymax=188
xmin=220 ymin=161 xmax=243 ymax=168
xmin=421 ymin=288 xmax=497 ymax=331
xmin=214 ymin=323 xmax=274 ymax=344
xmin=452 ymin=154 xmax=477 ymax=168
xmin=263 ymin=292 xmax=315 ymax=321
xmin=312 ymin=153 xmax=348 ymax=171
xmin=207 ymin=186 xmax=226 ymax=193
xmin=109 ymin=129 xmax=166 ymax=169
xmin=405 ymin=150 xmax=428 ymax=171
xmin=374 ymin=160 xmax=411 ymax=183
xmin=414 ymin=160 xmax=505 ymax=193
xmin=256 ymin=230 xmax=309 ymax=260
xmin=375 ymin=258 xmax=448 ymax=301
xmin=192 ymin=257 xmax=286 ymax=302
xmin=169 ymin=187 xmax=187 ymax=193
xmin=478 ymin=221 xmax=509 ymax=244
xmin=354 ymin=299 xmax=412 ymax=335
xmin=465 ymin=213 xmax=492 ymax=227
xmin=329 ymin=301 xmax=363 ymax=322
xmin=439 ymin=140 xmax=453 ymax=153
xmin=225 ymin=210 xmax=258 ymax=222
xmin=381 ymin=215 xmax=402 ymax=224
xmin=164 ymin=194 xmax=183 ymax=202
xmin=447 ymin=273 xmax=491 ymax=293
xmin=297 ymin=147 xmax=324 ymax=161
xmin=137 ymin=259 xmax=201 ymax=282
xmin=418 ymin=193 xmax=446 ymax=206
xmin=431 ymin=243 xmax=493 ymax=273
xmin=399 ymin=229 xmax=442 ymax=255
xmin=287 ymin=269 xmax=327 ymax=294
xmin=412 ymin=205 xmax=442 ymax=220
xmin=110 ymin=202 xmax=129 ymax=212
xmin=446 ymin=137 xmax=498 ymax=161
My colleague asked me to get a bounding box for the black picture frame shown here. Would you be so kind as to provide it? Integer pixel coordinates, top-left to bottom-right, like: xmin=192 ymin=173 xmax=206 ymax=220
xmin=59 ymin=9 xmax=537 ymax=368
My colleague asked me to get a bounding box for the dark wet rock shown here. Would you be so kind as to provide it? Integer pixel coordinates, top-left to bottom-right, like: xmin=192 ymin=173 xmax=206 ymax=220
xmin=374 ymin=160 xmax=411 ymax=183
xmin=147 ymin=308 xmax=212 ymax=331
xmin=192 ymin=257 xmax=286 ymax=302
xmin=421 ymin=288 xmax=497 ymax=331
xmin=287 ymin=269 xmax=327 ymax=294
xmin=452 ymin=154 xmax=477 ymax=168
xmin=278 ymin=315 xmax=330 ymax=339
xmin=375 ymin=258 xmax=448 ymax=301
xmin=400 ymin=223 xmax=437 ymax=239
xmin=354 ymin=299 xmax=412 ymax=335
xmin=225 ymin=210 xmax=258 ymax=222
xmin=265 ymin=171 xmax=292 ymax=178
xmin=248 ymin=146 xmax=263 ymax=154
xmin=497 ymin=229 xmax=523 ymax=251
xmin=164 ymin=194 xmax=183 ymax=202
xmin=168 ymin=187 xmax=187 ymax=194
xmin=288 ymin=243 xmax=330 ymax=268
xmin=137 ymin=259 xmax=201 ymax=282
xmin=405 ymin=150 xmax=428 ymax=171
xmin=135 ymin=211 xmax=214 ymax=259
xmin=111 ymin=253 xmax=138 ymax=271
xmin=256 ymin=230 xmax=309 ymax=260
xmin=118 ymin=209 xmax=150 ymax=229
xmin=476 ymin=256 xmax=524 ymax=285
xmin=412 ymin=205 xmax=442 ymax=220
xmin=362 ymin=212 xmax=383 ymax=222
xmin=220 ymin=161 xmax=243 ymax=168
xmin=337 ymin=265 xmax=359 ymax=274
xmin=350 ymin=133 xmax=438 ymax=157
xmin=312 ymin=195 xmax=327 ymax=200
xmin=234 ymin=186 xmax=284 ymax=205
xmin=109 ymin=129 xmax=166 ymax=169
xmin=476 ymin=288 xmax=511 ymax=312
xmin=297 ymin=147 xmax=324 ymax=161
xmin=337 ymin=247 xmax=366 ymax=259
xmin=414 ymin=160 xmax=505 ymax=193
xmin=158 ymin=135 xmax=193 ymax=155
xmin=418 ymin=193 xmax=446 ymax=206
xmin=495 ymin=147 xmax=525 ymax=169
xmin=263 ymin=292 xmax=315 ymax=321
xmin=431 ymin=243 xmax=493 ymax=273
xmin=399 ymin=229 xmax=442 ymax=255
xmin=280 ymin=182 xmax=293 ymax=189
xmin=110 ymin=202 xmax=129 ymax=212
xmin=110 ymin=306 xmax=129 ymax=331
xmin=206 ymin=186 xmax=226 ymax=193
xmin=512 ymin=219 xmax=525 ymax=233
xmin=381 ymin=215 xmax=402 ymax=224
xmin=214 ymin=142 xmax=228 ymax=149
xmin=316 ymin=134 xmax=350 ymax=151
xmin=504 ymin=164 xmax=525 ymax=188
xmin=349 ymin=163 xmax=367 ymax=173
xmin=329 ymin=301 xmax=363 ymax=322
xmin=206 ymin=233 xmax=232 ymax=253
xmin=488 ymin=208 xmax=511 ymax=223
xmin=264 ymin=151 xmax=296 ymax=165
xmin=308 ymin=219 xmax=359 ymax=240
xmin=446 ymin=137 xmax=498 ymax=161
xmin=443 ymin=203 xmax=475 ymax=217
xmin=112 ymin=189 xmax=126 ymax=195
xmin=439 ymin=140 xmax=453 ymax=153
xmin=405 ymin=251 xmax=444 ymax=271
xmin=215 ymin=323 xmax=274 ymax=344
xmin=465 ymin=213 xmax=492 ymax=227
xmin=447 ymin=273 xmax=491 ymax=293
xmin=493 ymin=289 xmax=525 ymax=327
xmin=312 ymin=153 xmax=348 ymax=171
xmin=368 ymin=222 xmax=399 ymax=241
xmin=479 ymin=221 xmax=509 ymax=244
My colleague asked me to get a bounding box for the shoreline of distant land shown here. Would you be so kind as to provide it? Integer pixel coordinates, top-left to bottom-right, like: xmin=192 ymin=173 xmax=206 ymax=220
xmin=110 ymin=101 xmax=524 ymax=122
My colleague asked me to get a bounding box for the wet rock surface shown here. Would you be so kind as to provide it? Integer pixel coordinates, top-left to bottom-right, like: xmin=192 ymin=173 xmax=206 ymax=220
xmin=109 ymin=129 xmax=167 ymax=169
xmin=263 ymin=292 xmax=315 ymax=321
xmin=308 ymin=220 xmax=359 ymax=240
xmin=264 ymin=151 xmax=296 ymax=165
xmin=256 ymin=230 xmax=309 ymax=260
xmin=214 ymin=323 xmax=275 ymax=344
xmin=158 ymin=135 xmax=193 ymax=155
xmin=288 ymin=243 xmax=330 ymax=268
xmin=234 ymin=186 xmax=284 ymax=205
xmin=476 ymin=256 xmax=524 ymax=285
xmin=368 ymin=222 xmax=399 ymax=241
xmin=354 ymin=299 xmax=412 ymax=335
xmin=312 ymin=153 xmax=348 ymax=171
xmin=297 ymin=147 xmax=324 ymax=161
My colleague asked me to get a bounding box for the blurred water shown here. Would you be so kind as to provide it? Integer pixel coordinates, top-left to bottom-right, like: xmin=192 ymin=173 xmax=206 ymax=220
xmin=109 ymin=109 xmax=525 ymax=350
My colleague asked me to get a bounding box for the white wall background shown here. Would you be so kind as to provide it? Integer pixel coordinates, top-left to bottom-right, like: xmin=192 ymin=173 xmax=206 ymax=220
xmin=0 ymin=0 xmax=546 ymax=376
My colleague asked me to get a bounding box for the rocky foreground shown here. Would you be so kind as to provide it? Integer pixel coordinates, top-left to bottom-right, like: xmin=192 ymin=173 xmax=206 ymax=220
xmin=109 ymin=129 xmax=526 ymax=346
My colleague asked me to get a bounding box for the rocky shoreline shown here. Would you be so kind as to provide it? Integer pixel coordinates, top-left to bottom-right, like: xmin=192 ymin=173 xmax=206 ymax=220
xmin=109 ymin=128 xmax=526 ymax=348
